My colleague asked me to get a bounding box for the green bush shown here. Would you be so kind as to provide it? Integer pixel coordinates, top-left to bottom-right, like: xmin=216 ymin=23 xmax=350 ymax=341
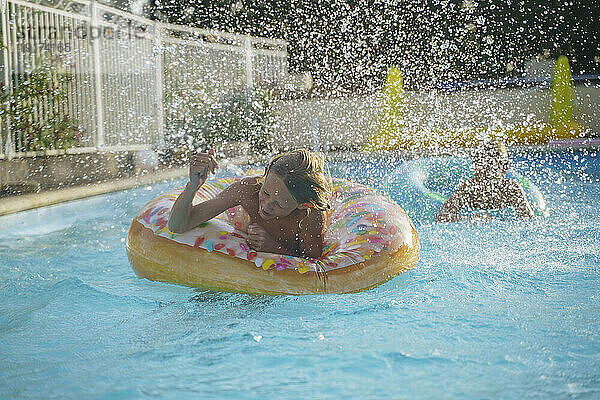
xmin=1 ymin=55 xmax=82 ymax=152
xmin=168 ymin=89 xmax=274 ymax=154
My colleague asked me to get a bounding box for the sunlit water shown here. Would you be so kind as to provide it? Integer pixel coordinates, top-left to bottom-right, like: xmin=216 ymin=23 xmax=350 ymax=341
xmin=1 ymin=148 xmax=599 ymax=399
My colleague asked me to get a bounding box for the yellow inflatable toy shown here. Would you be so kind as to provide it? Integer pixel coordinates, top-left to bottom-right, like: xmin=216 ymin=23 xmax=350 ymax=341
xmin=367 ymin=57 xmax=589 ymax=151
xmin=126 ymin=177 xmax=420 ymax=295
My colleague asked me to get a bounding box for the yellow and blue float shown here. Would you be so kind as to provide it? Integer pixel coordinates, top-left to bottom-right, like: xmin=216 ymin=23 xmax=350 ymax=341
xmin=385 ymin=156 xmax=548 ymax=222
xmin=126 ymin=177 xmax=420 ymax=295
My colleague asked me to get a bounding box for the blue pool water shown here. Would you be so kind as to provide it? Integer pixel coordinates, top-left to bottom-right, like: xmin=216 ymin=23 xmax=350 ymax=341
xmin=1 ymin=148 xmax=599 ymax=399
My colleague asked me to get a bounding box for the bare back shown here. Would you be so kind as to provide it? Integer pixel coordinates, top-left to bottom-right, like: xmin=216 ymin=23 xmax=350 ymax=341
xmin=436 ymin=177 xmax=535 ymax=222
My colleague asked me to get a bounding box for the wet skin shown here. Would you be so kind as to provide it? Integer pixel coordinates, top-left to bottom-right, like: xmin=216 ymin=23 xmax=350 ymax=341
xmin=436 ymin=159 xmax=535 ymax=223
xmin=168 ymin=149 xmax=325 ymax=258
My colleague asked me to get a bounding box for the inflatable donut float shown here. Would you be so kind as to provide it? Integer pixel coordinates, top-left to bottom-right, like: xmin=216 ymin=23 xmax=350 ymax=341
xmin=384 ymin=156 xmax=548 ymax=222
xmin=126 ymin=177 xmax=420 ymax=295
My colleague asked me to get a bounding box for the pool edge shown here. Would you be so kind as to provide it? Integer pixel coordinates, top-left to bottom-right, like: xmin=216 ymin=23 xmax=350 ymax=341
xmin=0 ymin=167 xmax=187 ymax=216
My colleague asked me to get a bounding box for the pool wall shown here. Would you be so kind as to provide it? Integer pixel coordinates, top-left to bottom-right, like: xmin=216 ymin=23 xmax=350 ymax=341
xmin=0 ymin=166 xmax=188 ymax=216
xmin=273 ymin=84 xmax=600 ymax=150
xmin=0 ymin=152 xmax=135 ymax=196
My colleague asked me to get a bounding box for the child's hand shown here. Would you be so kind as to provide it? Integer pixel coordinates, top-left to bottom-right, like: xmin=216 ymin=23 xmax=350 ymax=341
xmin=247 ymin=223 xmax=270 ymax=251
xmin=189 ymin=148 xmax=218 ymax=189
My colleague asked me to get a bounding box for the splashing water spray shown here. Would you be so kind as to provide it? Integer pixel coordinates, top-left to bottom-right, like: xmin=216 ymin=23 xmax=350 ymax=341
xmin=364 ymin=57 xmax=590 ymax=152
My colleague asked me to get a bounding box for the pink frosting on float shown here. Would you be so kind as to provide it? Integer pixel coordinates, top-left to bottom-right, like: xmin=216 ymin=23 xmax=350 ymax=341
xmin=135 ymin=176 xmax=413 ymax=273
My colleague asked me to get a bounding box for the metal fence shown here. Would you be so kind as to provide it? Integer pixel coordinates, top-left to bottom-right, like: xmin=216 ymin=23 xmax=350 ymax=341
xmin=0 ymin=0 xmax=288 ymax=159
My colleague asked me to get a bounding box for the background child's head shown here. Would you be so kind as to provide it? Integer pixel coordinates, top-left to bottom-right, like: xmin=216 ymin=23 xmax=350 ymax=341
xmin=472 ymin=141 xmax=509 ymax=179
xmin=264 ymin=149 xmax=331 ymax=212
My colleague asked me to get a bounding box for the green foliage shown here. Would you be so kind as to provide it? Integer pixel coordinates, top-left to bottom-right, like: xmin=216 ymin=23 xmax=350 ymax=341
xmin=205 ymin=89 xmax=273 ymax=151
xmin=1 ymin=55 xmax=82 ymax=152
xmin=169 ymin=89 xmax=274 ymax=153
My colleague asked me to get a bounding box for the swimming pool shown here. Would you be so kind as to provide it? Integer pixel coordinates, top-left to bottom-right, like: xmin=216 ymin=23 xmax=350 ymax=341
xmin=1 ymin=148 xmax=599 ymax=399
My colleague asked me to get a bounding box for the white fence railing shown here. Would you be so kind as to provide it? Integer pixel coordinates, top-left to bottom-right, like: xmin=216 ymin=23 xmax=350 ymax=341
xmin=0 ymin=0 xmax=288 ymax=159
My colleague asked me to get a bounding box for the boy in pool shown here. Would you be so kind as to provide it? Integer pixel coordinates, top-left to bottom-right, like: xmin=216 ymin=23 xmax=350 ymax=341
xmin=435 ymin=141 xmax=535 ymax=223
xmin=168 ymin=148 xmax=331 ymax=258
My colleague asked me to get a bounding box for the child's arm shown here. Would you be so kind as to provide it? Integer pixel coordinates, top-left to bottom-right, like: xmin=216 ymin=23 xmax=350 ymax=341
xmin=169 ymin=184 xmax=243 ymax=233
xmin=246 ymin=212 xmax=325 ymax=258
xmin=247 ymin=224 xmax=290 ymax=255
xmin=168 ymin=149 xmax=245 ymax=233
xmin=169 ymin=149 xmax=217 ymax=233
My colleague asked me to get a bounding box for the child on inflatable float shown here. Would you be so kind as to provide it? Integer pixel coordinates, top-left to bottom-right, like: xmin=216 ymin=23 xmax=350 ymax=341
xmin=435 ymin=141 xmax=536 ymax=223
xmin=168 ymin=148 xmax=331 ymax=259
xmin=129 ymin=147 xmax=420 ymax=294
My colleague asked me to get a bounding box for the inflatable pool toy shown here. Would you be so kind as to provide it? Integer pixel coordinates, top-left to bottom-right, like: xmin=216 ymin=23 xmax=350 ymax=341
xmin=385 ymin=157 xmax=548 ymax=222
xmin=365 ymin=57 xmax=589 ymax=151
xmin=127 ymin=178 xmax=419 ymax=295
xmin=363 ymin=66 xmax=406 ymax=152
xmin=384 ymin=157 xmax=548 ymax=222
xmin=126 ymin=177 xmax=420 ymax=295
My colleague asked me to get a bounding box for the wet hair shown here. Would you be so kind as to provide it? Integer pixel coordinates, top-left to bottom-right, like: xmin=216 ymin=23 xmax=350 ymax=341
xmin=472 ymin=141 xmax=509 ymax=170
xmin=262 ymin=149 xmax=332 ymax=211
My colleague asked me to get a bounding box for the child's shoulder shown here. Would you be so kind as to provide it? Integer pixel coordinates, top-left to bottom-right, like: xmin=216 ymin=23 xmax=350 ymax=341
xmin=230 ymin=176 xmax=261 ymax=190
xmin=218 ymin=176 xmax=260 ymax=203
xmin=238 ymin=176 xmax=261 ymax=185
xmin=503 ymin=177 xmax=528 ymax=198
xmin=456 ymin=178 xmax=476 ymax=192
xmin=300 ymin=208 xmax=326 ymax=231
